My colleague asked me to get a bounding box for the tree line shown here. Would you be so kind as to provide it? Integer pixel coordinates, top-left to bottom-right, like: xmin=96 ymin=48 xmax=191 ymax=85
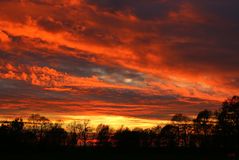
xmin=0 ymin=96 xmax=239 ymax=151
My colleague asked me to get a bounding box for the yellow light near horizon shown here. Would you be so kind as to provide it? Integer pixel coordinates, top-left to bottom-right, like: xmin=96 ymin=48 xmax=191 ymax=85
xmin=61 ymin=115 xmax=170 ymax=129
xmin=0 ymin=114 xmax=171 ymax=129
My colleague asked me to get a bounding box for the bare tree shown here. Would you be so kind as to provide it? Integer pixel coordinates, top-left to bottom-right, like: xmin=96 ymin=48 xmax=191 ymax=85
xmin=67 ymin=119 xmax=92 ymax=147
xmin=67 ymin=121 xmax=83 ymax=146
xmin=80 ymin=119 xmax=91 ymax=147
xmin=96 ymin=124 xmax=111 ymax=147
xmin=28 ymin=114 xmax=50 ymax=129
xmin=171 ymin=114 xmax=191 ymax=147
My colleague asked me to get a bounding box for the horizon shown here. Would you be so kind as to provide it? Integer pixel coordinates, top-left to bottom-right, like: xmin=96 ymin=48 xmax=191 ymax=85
xmin=0 ymin=114 xmax=173 ymax=129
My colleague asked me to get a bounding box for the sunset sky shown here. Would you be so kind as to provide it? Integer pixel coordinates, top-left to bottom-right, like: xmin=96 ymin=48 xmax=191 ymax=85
xmin=0 ymin=0 xmax=239 ymax=128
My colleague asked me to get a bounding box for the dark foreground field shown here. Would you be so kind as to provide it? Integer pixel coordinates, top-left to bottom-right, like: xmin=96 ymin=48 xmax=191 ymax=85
xmin=0 ymin=148 xmax=238 ymax=160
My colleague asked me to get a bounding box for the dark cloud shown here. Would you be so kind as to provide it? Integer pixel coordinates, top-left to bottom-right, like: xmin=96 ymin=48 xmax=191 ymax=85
xmin=86 ymin=0 xmax=181 ymax=20
xmin=37 ymin=17 xmax=63 ymax=32
xmin=191 ymin=0 xmax=239 ymax=22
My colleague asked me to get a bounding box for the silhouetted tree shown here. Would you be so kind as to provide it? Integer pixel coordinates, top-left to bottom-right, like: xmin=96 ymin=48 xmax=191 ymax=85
xmin=217 ymin=96 xmax=239 ymax=149
xmin=66 ymin=121 xmax=83 ymax=146
xmin=27 ymin=114 xmax=51 ymax=144
xmin=132 ymin=128 xmax=151 ymax=148
xmin=2 ymin=118 xmax=25 ymax=147
xmin=150 ymin=125 xmax=162 ymax=147
xmin=0 ymin=97 xmax=239 ymax=152
xmin=171 ymin=114 xmax=191 ymax=147
xmin=28 ymin=114 xmax=41 ymax=129
xmin=0 ymin=123 xmax=12 ymax=148
xmin=11 ymin=118 xmax=24 ymax=132
xmin=194 ymin=110 xmax=213 ymax=135
xmin=113 ymin=128 xmax=141 ymax=148
xmin=193 ymin=109 xmax=214 ymax=148
xmin=43 ymin=123 xmax=67 ymax=147
xmin=77 ymin=120 xmax=92 ymax=147
xmin=28 ymin=114 xmax=50 ymax=128
xmin=96 ymin=124 xmax=111 ymax=147
xmin=160 ymin=125 xmax=179 ymax=148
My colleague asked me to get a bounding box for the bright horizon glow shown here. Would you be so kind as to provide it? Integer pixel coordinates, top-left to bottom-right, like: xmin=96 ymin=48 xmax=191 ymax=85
xmin=62 ymin=115 xmax=171 ymax=129
xmin=0 ymin=114 xmax=171 ymax=129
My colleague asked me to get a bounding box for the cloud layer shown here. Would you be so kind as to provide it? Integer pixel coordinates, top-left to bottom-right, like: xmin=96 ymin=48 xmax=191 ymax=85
xmin=0 ymin=0 xmax=238 ymax=122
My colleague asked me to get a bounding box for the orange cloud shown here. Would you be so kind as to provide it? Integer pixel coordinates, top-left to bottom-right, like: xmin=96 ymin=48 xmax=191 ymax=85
xmin=0 ymin=30 xmax=10 ymax=42
xmin=0 ymin=62 xmax=144 ymax=92
xmin=0 ymin=0 xmax=238 ymax=123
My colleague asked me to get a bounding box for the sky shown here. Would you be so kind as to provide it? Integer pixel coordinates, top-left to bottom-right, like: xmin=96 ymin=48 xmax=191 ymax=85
xmin=0 ymin=0 xmax=239 ymax=127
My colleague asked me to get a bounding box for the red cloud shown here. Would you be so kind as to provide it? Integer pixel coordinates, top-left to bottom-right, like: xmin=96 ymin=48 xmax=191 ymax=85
xmin=0 ymin=0 xmax=238 ymax=123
